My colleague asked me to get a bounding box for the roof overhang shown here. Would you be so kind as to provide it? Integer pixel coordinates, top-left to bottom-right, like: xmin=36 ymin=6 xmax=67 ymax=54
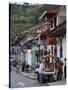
xmin=39 ymin=11 xmax=47 ymax=20
xmin=48 ymin=21 xmax=66 ymax=37
xmin=39 ymin=7 xmax=60 ymax=20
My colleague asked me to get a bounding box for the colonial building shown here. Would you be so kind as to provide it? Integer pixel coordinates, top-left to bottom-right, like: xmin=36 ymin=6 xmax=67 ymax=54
xmin=12 ymin=21 xmax=48 ymax=69
xmin=12 ymin=5 xmax=66 ymax=71
xmin=18 ymin=22 xmax=48 ymax=69
xmin=39 ymin=5 xmax=66 ymax=62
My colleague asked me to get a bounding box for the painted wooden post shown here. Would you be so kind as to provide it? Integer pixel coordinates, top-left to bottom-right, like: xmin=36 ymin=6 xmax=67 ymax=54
xmin=38 ymin=36 xmax=41 ymax=62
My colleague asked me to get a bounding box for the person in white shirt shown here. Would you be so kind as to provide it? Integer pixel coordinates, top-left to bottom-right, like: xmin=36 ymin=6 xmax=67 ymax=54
xmin=38 ymin=60 xmax=45 ymax=83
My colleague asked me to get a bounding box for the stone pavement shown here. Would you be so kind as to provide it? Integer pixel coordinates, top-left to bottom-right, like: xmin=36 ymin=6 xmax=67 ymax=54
xmin=11 ymin=66 xmax=37 ymax=80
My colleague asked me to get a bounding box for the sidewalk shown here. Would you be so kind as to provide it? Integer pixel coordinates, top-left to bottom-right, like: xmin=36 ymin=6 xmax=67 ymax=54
xmin=47 ymin=78 xmax=66 ymax=86
xmin=11 ymin=66 xmax=37 ymax=80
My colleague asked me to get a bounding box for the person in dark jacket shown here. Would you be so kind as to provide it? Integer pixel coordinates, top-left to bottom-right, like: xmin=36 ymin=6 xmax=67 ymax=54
xmin=56 ymin=57 xmax=63 ymax=80
xmin=22 ymin=61 xmax=26 ymax=72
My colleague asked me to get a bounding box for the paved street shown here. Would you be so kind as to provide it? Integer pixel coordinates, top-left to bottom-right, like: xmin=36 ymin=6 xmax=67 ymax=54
xmin=10 ymin=69 xmax=66 ymax=88
xmin=10 ymin=70 xmax=49 ymax=88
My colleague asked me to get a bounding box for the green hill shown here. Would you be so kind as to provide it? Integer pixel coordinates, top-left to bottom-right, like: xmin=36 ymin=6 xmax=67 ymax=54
xmin=9 ymin=3 xmax=59 ymax=44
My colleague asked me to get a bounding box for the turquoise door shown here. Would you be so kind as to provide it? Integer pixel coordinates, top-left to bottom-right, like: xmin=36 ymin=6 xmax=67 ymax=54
xmin=31 ymin=50 xmax=37 ymax=70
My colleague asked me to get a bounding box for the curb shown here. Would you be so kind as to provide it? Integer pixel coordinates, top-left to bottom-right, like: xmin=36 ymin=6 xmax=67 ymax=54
xmin=12 ymin=67 xmax=37 ymax=80
xmin=19 ymin=71 xmax=37 ymax=80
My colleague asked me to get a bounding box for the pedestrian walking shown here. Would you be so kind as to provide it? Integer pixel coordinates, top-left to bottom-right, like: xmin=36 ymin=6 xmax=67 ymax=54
xmin=21 ymin=50 xmax=26 ymax=72
xmin=35 ymin=61 xmax=41 ymax=82
xmin=22 ymin=61 xmax=26 ymax=72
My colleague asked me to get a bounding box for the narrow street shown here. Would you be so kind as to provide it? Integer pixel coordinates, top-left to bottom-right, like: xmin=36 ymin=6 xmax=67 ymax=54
xmin=9 ymin=4 xmax=66 ymax=88
xmin=10 ymin=69 xmax=66 ymax=88
xmin=10 ymin=70 xmax=49 ymax=88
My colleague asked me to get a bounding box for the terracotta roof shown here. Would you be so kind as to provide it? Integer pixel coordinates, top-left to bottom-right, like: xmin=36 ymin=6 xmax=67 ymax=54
xmin=13 ymin=21 xmax=49 ymax=45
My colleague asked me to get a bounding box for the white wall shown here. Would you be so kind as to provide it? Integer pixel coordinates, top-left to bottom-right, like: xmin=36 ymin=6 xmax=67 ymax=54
xmin=57 ymin=38 xmax=60 ymax=58
xmin=27 ymin=50 xmax=32 ymax=66
xmin=27 ymin=35 xmax=34 ymax=41
xmin=20 ymin=35 xmax=34 ymax=46
xmin=20 ymin=52 xmax=25 ymax=64
xmin=25 ymin=50 xmax=32 ymax=66
xmin=57 ymin=34 xmax=66 ymax=61
xmin=47 ymin=45 xmax=56 ymax=54
xmin=62 ymin=35 xmax=66 ymax=59
xmin=57 ymin=6 xmax=66 ymax=25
